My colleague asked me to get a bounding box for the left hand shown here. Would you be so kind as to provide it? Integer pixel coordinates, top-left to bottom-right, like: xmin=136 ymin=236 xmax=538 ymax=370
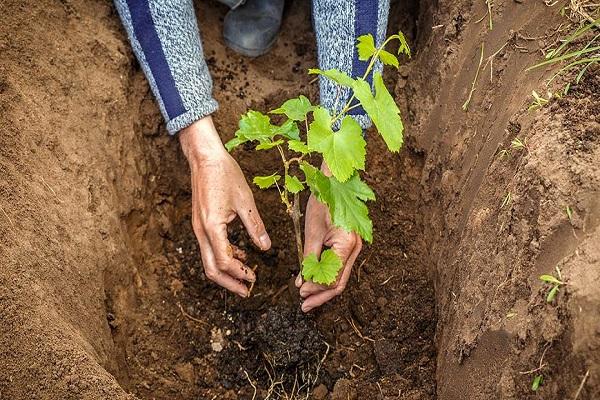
xmin=294 ymin=163 xmax=362 ymax=312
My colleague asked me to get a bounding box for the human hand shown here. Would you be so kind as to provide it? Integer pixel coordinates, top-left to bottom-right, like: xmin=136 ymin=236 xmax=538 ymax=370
xmin=179 ymin=116 xmax=271 ymax=297
xmin=294 ymin=163 xmax=362 ymax=312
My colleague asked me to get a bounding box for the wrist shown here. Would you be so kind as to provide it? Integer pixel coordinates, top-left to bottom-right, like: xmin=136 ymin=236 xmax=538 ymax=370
xmin=179 ymin=116 xmax=228 ymax=164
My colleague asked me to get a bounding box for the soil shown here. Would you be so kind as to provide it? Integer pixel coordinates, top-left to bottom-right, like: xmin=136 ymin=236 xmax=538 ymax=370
xmin=0 ymin=0 xmax=598 ymax=400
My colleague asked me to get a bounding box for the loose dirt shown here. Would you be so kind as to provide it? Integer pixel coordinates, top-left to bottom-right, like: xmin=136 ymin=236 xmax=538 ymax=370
xmin=0 ymin=0 xmax=598 ymax=400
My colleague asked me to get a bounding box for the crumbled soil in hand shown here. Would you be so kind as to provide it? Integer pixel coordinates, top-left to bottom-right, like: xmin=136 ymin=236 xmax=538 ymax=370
xmin=1 ymin=0 xmax=599 ymax=399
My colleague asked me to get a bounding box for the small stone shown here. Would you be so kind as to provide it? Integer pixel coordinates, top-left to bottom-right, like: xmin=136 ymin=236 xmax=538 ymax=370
xmin=377 ymin=297 xmax=388 ymax=307
xmin=210 ymin=327 xmax=226 ymax=352
xmin=331 ymin=379 xmax=357 ymax=400
xmin=313 ymin=383 xmax=328 ymax=400
xmin=398 ymin=65 xmax=409 ymax=78
xmin=174 ymin=362 xmax=195 ymax=383
xmin=170 ymin=279 xmax=184 ymax=293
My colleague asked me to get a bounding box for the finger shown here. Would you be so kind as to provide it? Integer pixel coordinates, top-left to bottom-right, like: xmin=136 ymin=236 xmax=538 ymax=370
xmin=196 ymin=235 xmax=249 ymax=297
xmin=207 ymin=224 xmax=256 ymax=283
xmin=230 ymin=243 xmax=248 ymax=262
xmin=299 ymin=281 xmax=327 ymax=298
xmin=295 ymin=273 xmax=303 ymax=288
xmin=237 ymin=197 xmax=271 ymax=251
xmin=301 ymin=289 xmax=338 ymax=312
xmin=209 ymin=269 xmax=250 ymax=298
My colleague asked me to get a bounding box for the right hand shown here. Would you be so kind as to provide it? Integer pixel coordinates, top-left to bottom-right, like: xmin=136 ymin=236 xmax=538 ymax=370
xmin=179 ymin=116 xmax=271 ymax=297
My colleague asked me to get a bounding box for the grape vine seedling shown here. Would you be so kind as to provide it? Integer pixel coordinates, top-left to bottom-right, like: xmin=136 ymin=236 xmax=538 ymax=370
xmin=226 ymin=32 xmax=410 ymax=285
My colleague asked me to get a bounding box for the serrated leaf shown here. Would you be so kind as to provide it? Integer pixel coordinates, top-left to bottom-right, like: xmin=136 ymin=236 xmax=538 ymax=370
xmin=274 ymin=119 xmax=301 ymax=141
xmin=253 ymin=174 xmax=281 ymax=189
xmin=285 ymin=174 xmax=304 ymax=194
xmin=270 ymin=95 xmax=314 ymax=121
xmin=234 ymin=110 xmax=276 ymax=144
xmin=225 ymin=137 xmax=245 ymax=152
xmin=308 ymin=68 xmax=355 ymax=88
xmin=379 ymin=49 xmax=399 ymax=68
xmin=307 ymin=107 xmax=366 ymax=182
xmin=539 ymin=274 xmax=562 ymax=285
xmin=256 ymin=139 xmax=284 ymax=150
xmin=390 ymin=31 xmax=411 ymax=57
xmin=288 ymin=139 xmax=310 ymax=155
xmin=353 ymin=73 xmax=404 ymax=152
xmin=546 ymin=285 xmax=559 ymax=303
xmin=301 ymin=162 xmax=375 ymax=243
xmin=357 ymin=34 xmax=377 ymax=61
xmin=327 ymin=174 xmax=375 ymax=242
xmin=302 ymin=249 xmax=343 ymax=285
xmin=300 ymin=162 xmax=330 ymax=202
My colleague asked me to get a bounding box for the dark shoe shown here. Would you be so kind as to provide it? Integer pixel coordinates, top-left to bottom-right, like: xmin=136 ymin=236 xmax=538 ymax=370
xmin=223 ymin=0 xmax=285 ymax=57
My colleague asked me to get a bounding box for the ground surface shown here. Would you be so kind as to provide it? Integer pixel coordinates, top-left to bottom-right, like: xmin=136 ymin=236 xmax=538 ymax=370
xmin=0 ymin=0 xmax=598 ymax=399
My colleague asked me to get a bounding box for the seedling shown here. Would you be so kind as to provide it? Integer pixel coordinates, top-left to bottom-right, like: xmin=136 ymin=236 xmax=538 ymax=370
xmin=227 ymin=33 xmax=410 ymax=285
xmin=528 ymin=90 xmax=551 ymax=111
xmin=566 ymin=205 xmax=574 ymax=223
xmin=510 ymin=137 xmax=528 ymax=151
xmin=539 ymin=266 xmax=565 ymax=303
xmin=501 ymin=192 xmax=512 ymax=209
xmin=532 ymin=374 xmax=543 ymax=391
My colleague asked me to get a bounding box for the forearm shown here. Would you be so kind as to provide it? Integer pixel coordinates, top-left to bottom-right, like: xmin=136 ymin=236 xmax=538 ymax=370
xmin=312 ymin=0 xmax=390 ymax=130
xmin=114 ymin=0 xmax=218 ymax=134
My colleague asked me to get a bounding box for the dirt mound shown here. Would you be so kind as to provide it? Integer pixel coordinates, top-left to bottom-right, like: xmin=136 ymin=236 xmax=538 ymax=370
xmin=0 ymin=0 xmax=598 ymax=399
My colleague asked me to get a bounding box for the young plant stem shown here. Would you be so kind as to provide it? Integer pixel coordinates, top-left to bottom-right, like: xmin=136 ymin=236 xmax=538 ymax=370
xmin=276 ymin=144 xmax=305 ymax=271
xmin=290 ymin=192 xmax=304 ymax=269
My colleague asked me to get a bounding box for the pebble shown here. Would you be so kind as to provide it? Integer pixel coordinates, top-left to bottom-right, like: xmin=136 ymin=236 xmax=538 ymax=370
xmin=313 ymin=384 xmax=328 ymax=400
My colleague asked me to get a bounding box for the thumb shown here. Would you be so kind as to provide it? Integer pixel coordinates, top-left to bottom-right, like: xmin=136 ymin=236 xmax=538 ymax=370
xmin=238 ymin=197 xmax=271 ymax=251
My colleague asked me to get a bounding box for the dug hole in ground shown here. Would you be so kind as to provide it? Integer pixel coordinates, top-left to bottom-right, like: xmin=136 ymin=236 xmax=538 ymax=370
xmin=0 ymin=0 xmax=598 ymax=399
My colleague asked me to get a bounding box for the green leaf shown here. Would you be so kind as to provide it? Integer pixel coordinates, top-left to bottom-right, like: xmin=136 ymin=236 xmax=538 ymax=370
xmin=285 ymin=174 xmax=304 ymax=194
xmin=288 ymin=139 xmax=310 ymax=155
xmin=300 ymin=162 xmax=330 ymax=202
xmin=256 ymin=139 xmax=284 ymax=150
xmin=531 ymin=375 xmax=543 ymax=391
xmin=327 ymin=174 xmax=375 ymax=242
xmin=302 ymin=249 xmax=343 ymax=285
xmin=229 ymin=111 xmax=299 ymax=150
xmin=301 ymin=162 xmax=375 ymax=243
xmin=378 ymin=49 xmax=399 ymax=68
xmin=253 ymin=174 xmax=281 ymax=189
xmin=539 ymin=274 xmax=563 ymax=285
xmin=393 ymin=31 xmax=411 ymax=58
xmin=357 ymin=34 xmax=377 ymax=61
xmin=307 ymin=107 xmax=366 ymax=182
xmin=308 ymin=68 xmax=355 ymax=88
xmin=353 ymin=73 xmax=404 ymax=152
xmin=224 ymin=137 xmax=245 ymax=152
xmin=234 ymin=110 xmax=276 ymax=144
xmin=274 ymin=119 xmax=301 ymax=141
xmin=546 ymin=285 xmax=559 ymax=303
xmin=270 ymin=95 xmax=313 ymax=121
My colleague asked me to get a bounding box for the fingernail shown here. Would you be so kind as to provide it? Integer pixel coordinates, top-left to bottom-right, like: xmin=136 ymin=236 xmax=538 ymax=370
xmin=301 ymin=304 xmax=311 ymax=313
xmin=259 ymin=233 xmax=271 ymax=250
xmin=295 ymin=275 xmax=302 ymax=288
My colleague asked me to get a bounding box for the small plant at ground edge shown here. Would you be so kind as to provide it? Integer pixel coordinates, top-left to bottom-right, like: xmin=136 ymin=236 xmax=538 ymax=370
xmin=532 ymin=374 xmax=543 ymax=391
xmin=226 ymin=33 xmax=410 ymax=285
xmin=539 ymin=266 xmax=565 ymax=303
